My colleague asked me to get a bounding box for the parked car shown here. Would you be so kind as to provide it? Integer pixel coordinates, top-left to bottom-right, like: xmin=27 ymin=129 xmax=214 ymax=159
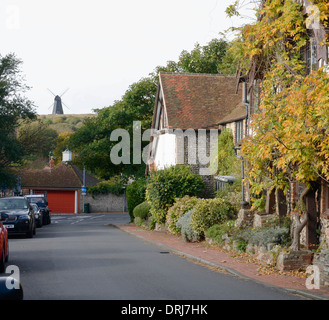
xmin=0 ymin=197 xmax=36 ymax=238
xmin=25 ymin=195 xmax=51 ymax=225
xmin=0 ymin=214 xmax=9 ymax=273
xmin=31 ymin=204 xmax=43 ymax=228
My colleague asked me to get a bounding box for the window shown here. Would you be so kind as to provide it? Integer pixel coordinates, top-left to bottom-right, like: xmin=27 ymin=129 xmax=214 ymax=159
xmin=235 ymin=120 xmax=244 ymax=144
xmin=301 ymin=38 xmax=318 ymax=74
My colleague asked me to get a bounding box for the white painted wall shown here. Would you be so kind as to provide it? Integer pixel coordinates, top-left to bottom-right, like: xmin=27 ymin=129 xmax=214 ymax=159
xmin=154 ymin=133 xmax=177 ymax=170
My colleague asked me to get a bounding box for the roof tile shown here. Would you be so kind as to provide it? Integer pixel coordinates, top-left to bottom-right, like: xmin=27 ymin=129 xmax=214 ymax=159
xmin=160 ymin=73 xmax=242 ymax=129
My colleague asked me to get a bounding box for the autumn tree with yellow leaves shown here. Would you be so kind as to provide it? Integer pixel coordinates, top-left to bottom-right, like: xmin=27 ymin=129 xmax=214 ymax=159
xmin=227 ymin=0 xmax=329 ymax=250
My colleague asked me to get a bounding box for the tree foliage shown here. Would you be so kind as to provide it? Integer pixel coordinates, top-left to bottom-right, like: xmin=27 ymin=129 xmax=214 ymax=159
xmin=69 ymin=77 xmax=157 ymax=179
xmin=227 ymin=0 xmax=329 ymax=249
xmin=176 ymin=38 xmax=230 ymax=74
xmin=146 ymin=165 xmax=204 ymax=225
xmin=0 ymin=53 xmax=36 ymax=188
xmin=69 ymin=38 xmax=237 ymax=180
xmin=53 ymin=132 xmax=74 ymax=164
xmin=211 ymin=129 xmax=240 ymax=176
xmin=233 ymin=0 xmax=329 ymax=193
xmin=17 ymin=120 xmax=58 ymax=158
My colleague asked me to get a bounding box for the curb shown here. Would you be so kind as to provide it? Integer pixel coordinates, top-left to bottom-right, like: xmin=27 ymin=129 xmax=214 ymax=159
xmin=113 ymin=224 xmax=329 ymax=301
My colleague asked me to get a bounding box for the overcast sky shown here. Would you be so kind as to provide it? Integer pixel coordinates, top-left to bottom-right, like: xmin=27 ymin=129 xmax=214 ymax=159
xmin=0 ymin=0 xmax=253 ymax=115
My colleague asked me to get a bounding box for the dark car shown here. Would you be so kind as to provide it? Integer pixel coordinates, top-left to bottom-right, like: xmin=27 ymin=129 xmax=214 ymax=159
xmin=0 ymin=197 xmax=36 ymax=238
xmin=25 ymin=195 xmax=51 ymax=225
xmin=31 ymin=204 xmax=43 ymax=228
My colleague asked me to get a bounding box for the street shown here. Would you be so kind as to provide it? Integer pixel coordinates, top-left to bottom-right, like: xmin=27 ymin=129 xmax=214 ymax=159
xmin=4 ymin=214 xmax=304 ymax=300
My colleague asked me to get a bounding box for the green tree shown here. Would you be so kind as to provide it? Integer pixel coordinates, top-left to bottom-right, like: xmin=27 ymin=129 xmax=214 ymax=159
xmin=177 ymin=38 xmax=229 ymax=74
xmin=69 ymin=77 xmax=157 ymax=179
xmin=0 ymin=53 xmax=36 ymax=188
xmin=17 ymin=120 xmax=58 ymax=159
xmin=210 ymin=129 xmax=240 ymax=176
xmin=53 ymin=132 xmax=74 ymax=164
xmin=153 ymin=38 xmax=236 ymax=75
xmin=69 ymin=37 xmax=237 ymax=180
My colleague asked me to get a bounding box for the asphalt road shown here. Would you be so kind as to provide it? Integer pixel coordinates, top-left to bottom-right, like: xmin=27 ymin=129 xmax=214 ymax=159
xmin=2 ymin=214 xmax=304 ymax=301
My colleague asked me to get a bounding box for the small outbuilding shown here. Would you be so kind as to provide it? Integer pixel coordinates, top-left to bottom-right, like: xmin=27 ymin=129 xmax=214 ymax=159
xmin=17 ymin=163 xmax=99 ymax=214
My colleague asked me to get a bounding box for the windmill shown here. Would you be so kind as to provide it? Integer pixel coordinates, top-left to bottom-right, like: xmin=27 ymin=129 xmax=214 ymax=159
xmin=48 ymin=88 xmax=70 ymax=115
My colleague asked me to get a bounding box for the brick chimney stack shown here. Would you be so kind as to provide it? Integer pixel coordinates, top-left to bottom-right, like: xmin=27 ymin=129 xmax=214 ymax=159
xmin=49 ymin=156 xmax=55 ymax=169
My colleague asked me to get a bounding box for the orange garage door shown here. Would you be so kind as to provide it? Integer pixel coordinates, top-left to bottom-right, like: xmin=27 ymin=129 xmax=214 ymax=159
xmin=47 ymin=190 xmax=75 ymax=213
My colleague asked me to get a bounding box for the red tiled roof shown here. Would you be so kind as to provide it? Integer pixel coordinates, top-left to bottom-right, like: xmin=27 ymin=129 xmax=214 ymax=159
xmin=18 ymin=163 xmax=96 ymax=189
xmin=159 ymin=73 xmax=242 ymax=129
xmin=218 ymin=103 xmax=247 ymax=124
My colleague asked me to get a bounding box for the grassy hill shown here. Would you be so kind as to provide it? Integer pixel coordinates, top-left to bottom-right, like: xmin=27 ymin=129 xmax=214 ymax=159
xmin=37 ymin=114 xmax=96 ymax=133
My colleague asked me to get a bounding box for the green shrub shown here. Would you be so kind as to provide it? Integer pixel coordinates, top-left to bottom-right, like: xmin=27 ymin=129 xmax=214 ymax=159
xmin=87 ymin=175 xmax=126 ymax=196
xmin=146 ymin=165 xmax=204 ymax=225
xmin=133 ymin=201 xmax=151 ymax=220
xmin=126 ymin=179 xmax=147 ymax=222
xmin=206 ymin=220 xmax=236 ymax=245
xmin=148 ymin=216 xmax=156 ymax=230
xmin=238 ymin=226 xmax=291 ymax=248
xmin=176 ymin=210 xmax=201 ymax=243
xmin=215 ymin=180 xmax=242 ymax=213
xmin=191 ymin=198 xmax=236 ymax=236
xmin=134 ymin=217 xmax=145 ymax=227
xmin=166 ymin=196 xmax=200 ymax=235
xmin=235 ymin=239 xmax=248 ymax=253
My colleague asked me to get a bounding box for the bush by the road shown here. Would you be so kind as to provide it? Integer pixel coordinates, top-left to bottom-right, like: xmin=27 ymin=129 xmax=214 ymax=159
xmin=176 ymin=209 xmax=201 ymax=243
xmin=126 ymin=179 xmax=147 ymax=222
xmin=146 ymin=165 xmax=204 ymax=225
xmin=133 ymin=201 xmax=151 ymax=220
xmin=166 ymin=195 xmax=200 ymax=235
xmin=191 ymin=198 xmax=236 ymax=237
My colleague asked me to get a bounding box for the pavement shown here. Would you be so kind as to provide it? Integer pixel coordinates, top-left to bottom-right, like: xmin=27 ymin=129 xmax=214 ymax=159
xmin=117 ymin=222 xmax=329 ymax=300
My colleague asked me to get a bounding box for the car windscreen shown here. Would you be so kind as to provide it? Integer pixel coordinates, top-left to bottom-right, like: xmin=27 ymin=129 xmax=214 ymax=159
xmin=0 ymin=199 xmax=29 ymax=210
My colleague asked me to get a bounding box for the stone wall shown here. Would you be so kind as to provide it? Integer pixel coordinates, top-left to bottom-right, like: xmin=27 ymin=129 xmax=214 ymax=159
xmin=176 ymin=130 xmax=217 ymax=198
xmin=320 ymin=217 xmax=329 ymax=247
xmin=82 ymin=193 xmax=127 ymax=213
xmin=313 ymin=250 xmax=329 ymax=287
xmin=277 ymin=250 xmax=313 ymax=272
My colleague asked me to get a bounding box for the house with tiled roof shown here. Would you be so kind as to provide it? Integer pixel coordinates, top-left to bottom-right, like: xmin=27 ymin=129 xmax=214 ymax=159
xmin=146 ymin=72 xmax=244 ymax=196
xmin=17 ymin=161 xmax=99 ymax=213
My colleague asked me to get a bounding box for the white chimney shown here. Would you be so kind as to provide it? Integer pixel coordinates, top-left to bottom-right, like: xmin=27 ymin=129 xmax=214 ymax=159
xmin=62 ymin=149 xmax=72 ymax=163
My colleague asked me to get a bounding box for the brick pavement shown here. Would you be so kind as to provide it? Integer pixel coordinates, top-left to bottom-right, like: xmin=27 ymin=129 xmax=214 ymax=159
xmin=117 ymin=223 xmax=329 ymax=300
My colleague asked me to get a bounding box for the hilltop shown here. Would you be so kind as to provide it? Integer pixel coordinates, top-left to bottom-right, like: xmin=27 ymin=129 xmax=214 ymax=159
xmin=37 ymin=114 xmax=96 ymax=133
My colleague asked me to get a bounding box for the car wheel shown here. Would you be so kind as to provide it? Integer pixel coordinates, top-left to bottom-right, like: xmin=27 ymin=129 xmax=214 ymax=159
xmin=26 ymin=227 xmax=33 ymax=238
xmin=0 ymin=245 xmax=5 ymax=273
